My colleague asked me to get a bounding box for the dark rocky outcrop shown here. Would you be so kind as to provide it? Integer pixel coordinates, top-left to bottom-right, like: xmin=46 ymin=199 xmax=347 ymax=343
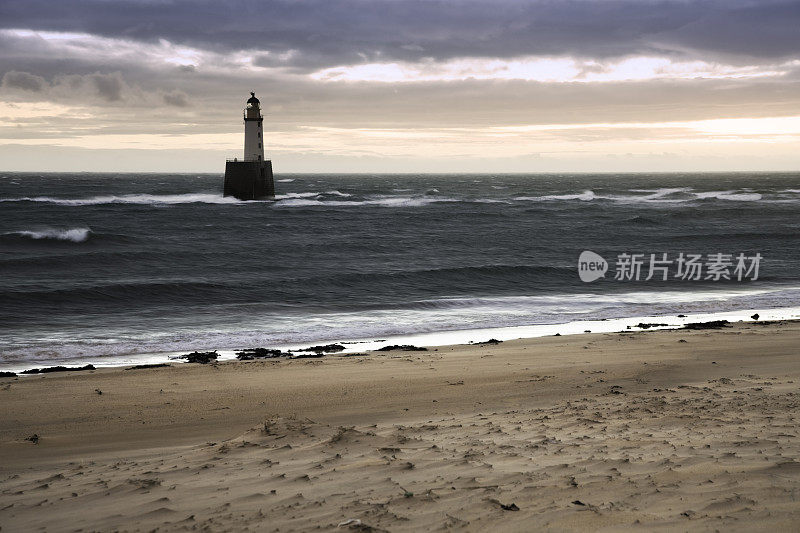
xmin=293 ymin=352 xmax=326 ymax=359
xmin=300 ymin=343 xmax=346 ymax=354
xmin=0 ymin=371 xmax=17 ymax=377
xmin=126 ymin=363 xmax=171 ymax=370
xmin=683 ymin=320 xmax=730 ymax=330
xmin=179 ymin=351 xmax=218 ymax=364
xmin=236 ymin=348 xmax=289 ymax=360
xmin=21 ymin=364 xmax=95 ymax=375
xmin=375 ymin=345 xmax=428 ymax=352
xmin=634 ymin=323 xmax=669 ymax=329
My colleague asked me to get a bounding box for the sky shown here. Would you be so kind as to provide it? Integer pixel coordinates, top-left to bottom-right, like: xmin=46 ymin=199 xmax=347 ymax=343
xmin=0 ymin=0 xmax=799 ymax=173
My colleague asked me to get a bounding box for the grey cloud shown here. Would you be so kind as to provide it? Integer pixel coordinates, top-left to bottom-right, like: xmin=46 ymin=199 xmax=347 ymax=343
xmin=656 ymin=2 xmax=800 ymax=59
xmin=163 ymin=90 xmax=190 ymax=107
xmin=1 ymin=70 xmax=46 ymax=91
xmin=91 ymin=72 xmax=124 ymax=101
xmin=0 ymin=0 xmax=798 ymax=72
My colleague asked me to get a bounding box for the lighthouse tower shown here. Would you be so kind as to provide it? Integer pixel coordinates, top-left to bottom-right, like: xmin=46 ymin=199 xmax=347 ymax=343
xmin=223 ymin=92 xmax=275 ymax=200
xmin=244 ymin=92 xmax=264 ymax=161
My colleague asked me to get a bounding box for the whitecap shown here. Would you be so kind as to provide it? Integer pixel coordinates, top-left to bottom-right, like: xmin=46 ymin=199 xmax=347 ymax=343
xmin=694 ymin=191 xmax=762 ymax=201
xmin=515 ymin=190 xmax=596 ymax=201
xmin=0 ymin=193 xmax=249 ymax=205
xmin=4 ymin=227 xmax=92 ymax=243
xmin=274 ymin=195 xmax=457 ymax=208
xmin=274 ymin=192 xmax=322 ymax=199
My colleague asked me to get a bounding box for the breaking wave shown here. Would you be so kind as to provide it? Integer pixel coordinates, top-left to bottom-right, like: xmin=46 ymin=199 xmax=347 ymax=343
xmin=1 ymin=227 xmax=92 ymax=243
xmin=515 ymin=190 xmax=597 ymax=202
xmin=512 ymin=188 xmax=780 ymax=204
xmin=694 ymin=191 xmax=763 ymax=201
xmin=0 ymin=193 xmax=249 ymax=206
xmin=274 ymin=195 xmax=458 ymax=208
xmin=0 ymin=187 xmax=793 ymax=209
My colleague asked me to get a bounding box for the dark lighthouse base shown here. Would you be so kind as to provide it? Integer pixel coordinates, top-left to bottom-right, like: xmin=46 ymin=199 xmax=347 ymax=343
xmin=223 ymin=160 xmax=275 ymax=200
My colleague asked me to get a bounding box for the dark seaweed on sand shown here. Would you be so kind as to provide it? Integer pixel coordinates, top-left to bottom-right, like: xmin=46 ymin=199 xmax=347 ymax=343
xmin=21 ymin=364 xmax=95 ymax=374
xmin=179 ymin=351 xmax=219 ymax=364
xmin=375 ymin=345 xmax=428 ymax=352
xmin=236 ymin=348 xmax=289 ymax=360
xmin=683 ymin=320 xmax=730 ymax=330
xmin=126 ymin=363 xmax=171 ymax=370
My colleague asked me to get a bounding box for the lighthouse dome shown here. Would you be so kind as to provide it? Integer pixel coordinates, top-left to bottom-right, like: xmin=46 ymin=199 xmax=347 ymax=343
xmin=247 ymin=92 xmax=260 ymax=106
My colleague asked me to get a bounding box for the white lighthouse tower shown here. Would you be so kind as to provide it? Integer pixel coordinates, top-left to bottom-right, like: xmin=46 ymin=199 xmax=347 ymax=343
xmin=223 ymin=92 xmax=275 ymax=200
xmin=244 ymin=92 xmax=264 ymax=161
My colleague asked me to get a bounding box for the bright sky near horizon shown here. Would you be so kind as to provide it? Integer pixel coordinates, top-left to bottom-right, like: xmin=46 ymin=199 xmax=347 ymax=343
xmin=0 ymin=0 xmax=798 ymax=173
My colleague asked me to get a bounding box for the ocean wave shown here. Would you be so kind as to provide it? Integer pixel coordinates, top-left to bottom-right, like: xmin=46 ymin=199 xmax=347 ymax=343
xmin=1 ymin=228 xmax=92 ymax=243
xmin=513 ymin=188 xmax=774 ymax=204
xmin=0 ymin=193 xmax=249 ymax=206
xmin=274 ymin=195 xmax=458 ymax=208
xmin=3 ymin=288 xmax=798 ymax=367
xmin=276 ymin=178 xmax=295 ymax=182
xmin=622 ymin=215 xmax=661 ymax=225
xmin=515 ymin=190 xmax=596 ymax=201
xmin=0 ymin=264 xmax=571 ymax=311
xmin=694 ymin=191 xmax=763 ymax=201
xmin=297 ymin=264 xmax=574 ymax=291
xmin=0 ymin=279 xmax=236 ymax=307
xmin=274 ymin=190 xmax=352 ymax=200
xmin=2 ymin=187 xmax=793 ymax=208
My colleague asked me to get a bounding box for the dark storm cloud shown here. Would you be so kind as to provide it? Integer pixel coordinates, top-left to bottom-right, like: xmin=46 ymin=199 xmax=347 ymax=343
xmin=0 ymin=0 xmax=798 ymax=71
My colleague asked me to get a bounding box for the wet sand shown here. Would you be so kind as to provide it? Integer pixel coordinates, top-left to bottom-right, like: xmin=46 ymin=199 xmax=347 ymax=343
xmin=1 ymin=321 xmax=799 ymax=531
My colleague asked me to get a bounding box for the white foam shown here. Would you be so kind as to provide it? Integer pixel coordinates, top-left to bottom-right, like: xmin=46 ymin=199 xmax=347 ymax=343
xmin=274 ymin=195 xmax=456 ymax=208
xmin=351 ymin=306 xmax=800 ymax=353
xmin=515 ymin=190 xmax=596 ymax=201
xmin=0 ymin=193 xmax=249 ymax=206
xmin=5 ymin=227 xmax=91 ymax=242
xmin=695 ymin=191 xmax=763 ymax=201
xmin=4 ymin=304 xmax=798 ymax=373
xmin=274 ymin=192 xmax=322 ymax=199
xmin=512 ymin=188 xmax=773 ymax=204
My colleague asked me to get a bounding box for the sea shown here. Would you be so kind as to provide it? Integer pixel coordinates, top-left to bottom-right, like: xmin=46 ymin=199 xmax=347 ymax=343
xmin=1 ymin=172 xmax=799 ymax=371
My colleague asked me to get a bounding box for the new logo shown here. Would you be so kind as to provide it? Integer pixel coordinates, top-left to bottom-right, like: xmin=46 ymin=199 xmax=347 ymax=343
xmin=578 ymin=250 xmax=608 ymax=282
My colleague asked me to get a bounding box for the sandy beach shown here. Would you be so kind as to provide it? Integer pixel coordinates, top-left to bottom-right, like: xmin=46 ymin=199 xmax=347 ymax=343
xmin=1 ymin=320 xmax=799 ymax=531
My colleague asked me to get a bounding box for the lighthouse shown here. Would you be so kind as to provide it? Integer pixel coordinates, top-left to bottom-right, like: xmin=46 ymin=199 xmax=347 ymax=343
xmin=223 ymin=92 xmax=275 ymax=200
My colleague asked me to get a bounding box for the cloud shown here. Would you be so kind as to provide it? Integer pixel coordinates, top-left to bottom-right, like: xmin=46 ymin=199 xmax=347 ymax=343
xmin=90 ymin=72 xmax=124 ymax=101
xmin=1 ymin=70 xmax=46 ymax=91
xmin=163 ymin=90 xmax=189 ymax=107
xmin=309 ymin=56 xmax=793 ymax=83
xmin=0 ymin=1 xmax=798 ymax=171
xmin=0 ymin=0 xmax=798 ymax=71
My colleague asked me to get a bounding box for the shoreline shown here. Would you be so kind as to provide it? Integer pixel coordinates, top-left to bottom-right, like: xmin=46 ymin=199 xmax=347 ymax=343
xmin=2 ymin=319 xmax=799 ymax=530
xmin=3 ymin=304 xmax=799 ymax=374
